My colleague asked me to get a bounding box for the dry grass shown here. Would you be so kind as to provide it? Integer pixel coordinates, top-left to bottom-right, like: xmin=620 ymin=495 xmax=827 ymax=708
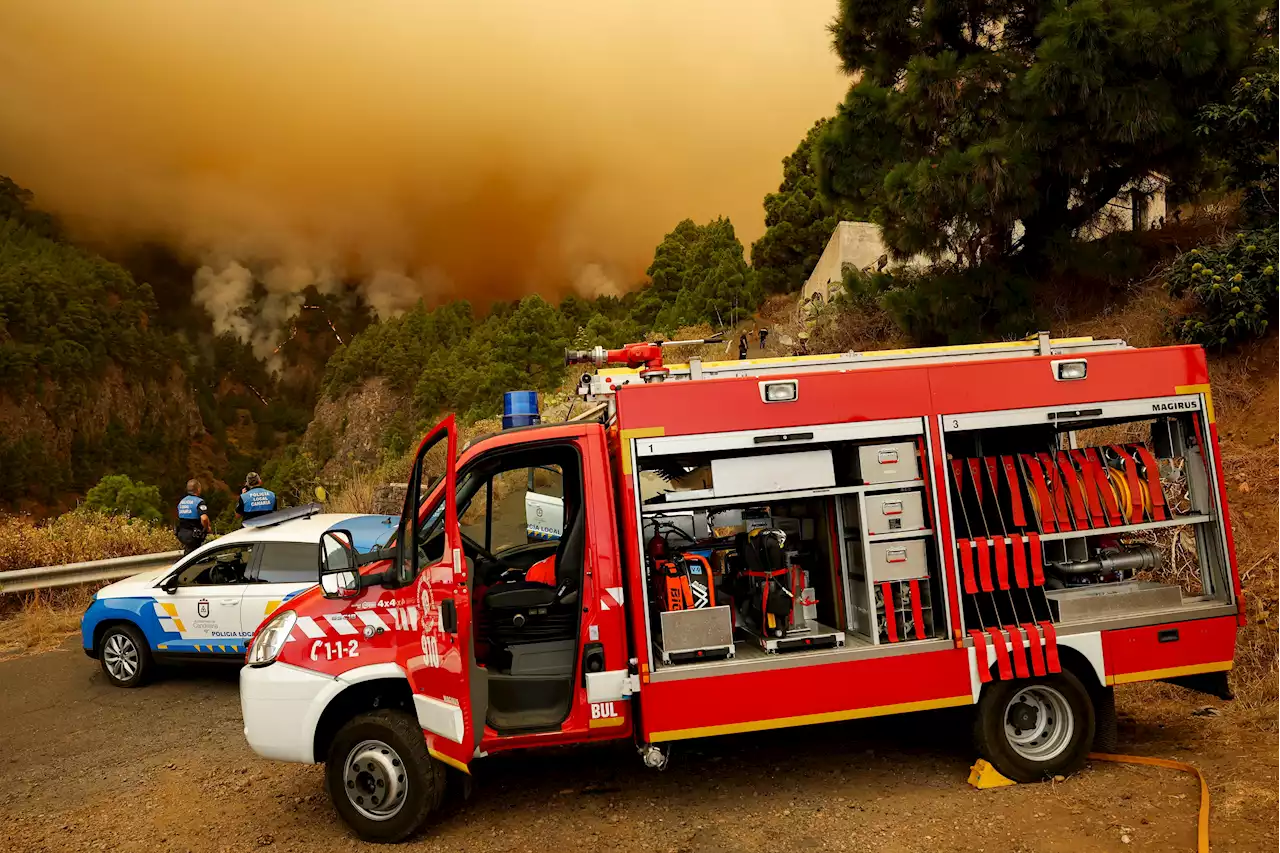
xmin=0 ymin=510 xmax=178 ymax=574
xmin=0 ymin=511 xmax=178 ymax=657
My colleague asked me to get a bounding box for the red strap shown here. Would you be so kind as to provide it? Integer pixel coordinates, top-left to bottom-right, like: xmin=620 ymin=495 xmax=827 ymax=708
xmin=1132 ymin=445 xmax=1169 ymax=520
xmin=1111 ymin=445 xmax=1145 ymax=522
xmin=992 ymin=536 xmax=1010 ymax=591
xmin=1038 ymin=451 xmax=1074 ymax=531
xmin=909 ymin=579 xmax=926 ymax=640
xmin=1022 ymin=623 xmax=1047 ymax=676
xmin=983 ymin=457 xmax=1002 ymax=505
xmin=1057 ymin=451 xmax=1091 ymax=529
xmin=1070 ymin=449 xmax=1105 ymax=528
xmin=987 ymin=627 xmax=1013 ymax=680
xmin=951 ymin=458 xmax=966 ymax=492
xmin=1010 ymin=533 xmax=1029 ymax=588
xmin=1006 ymin=626 xmax=1030 ymax=678
xmin=1085 ymin=447 xmax=1123 ymax=526
xmin=1020 ymin=454 xmax=1056 ymax=532
xmin=957 ymin=539 xmax=978 ymax=594
xmin=1027 ymin=532 xmax=1045 ymax=586
xmin=1038 ymin=620 xmax=1061 ymax=673
xmin=969 ymin=630 xmax=992 ymax=683
xmin=881 ymin=583 xmax=898 ymax=643
xmin=1002 ymin=455 xmax=1026 ymax=527
xmin=968 ymin=458 xmax=986 ymax=505
xmin=976 ymin=539 xmax=994 ymax=593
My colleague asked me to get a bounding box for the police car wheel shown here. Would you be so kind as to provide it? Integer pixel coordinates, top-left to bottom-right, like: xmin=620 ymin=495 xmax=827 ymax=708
xmin=973 ymin=669 xmax=1095 ymax=783
xmin=99 ymin=624 xmax=151 ymax=688
xmin=326 ymin=710 xmax=447 ymax=843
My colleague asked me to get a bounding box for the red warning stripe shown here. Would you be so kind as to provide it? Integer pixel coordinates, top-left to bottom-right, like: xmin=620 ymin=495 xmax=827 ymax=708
xmin=975 ymin=539 xmax=994 ymax=593
xmin=1010 ymin=533 xmax=1029 ymax=588
xmin=1020 ymin=454 xmax=1056 ymax=532
xmin=1027 ymin=532 xmax=1045 ymax=586
xmin=1056 ymin=451 xmax=1091 ymax=529
xmin=1084 ymin=447 xmax=1123 ymax=526
xmin=1002 ymin=455 xmax=1026 ymax=527
xmin=1111 ymin=445 xmax=1145 ymax=522
xmin=1022 ymin=623 xmax=1047 ymax=676
xmin=909 ymin=579 xmax=926 ymax=640
xmin=987 ymin=627 xmax=1013 ymax=680
xmin=881 ymin=583 xmax=898 ymax=643
xmin=1069 ymin=449 xmax=1105 ymax=528
xmin=1038 ymin=451 xmax=1075 ymax=531
xmin=1131 ymin=445 xmax=1169 ymax=521
xmin=1006 ymin=626 xmax=1031 ymax=678
xmin=1038 ymin=620 xmax=1061 ymax=673
xmin=969 ymin=630 xmax=992 ymax=683
xmin=992 ymin=536 xmax=1010 ymax=591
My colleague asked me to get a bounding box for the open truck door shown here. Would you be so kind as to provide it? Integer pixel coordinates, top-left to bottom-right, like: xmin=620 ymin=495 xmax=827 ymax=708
xmin=393 ymin=414 xmax=484 ymax=774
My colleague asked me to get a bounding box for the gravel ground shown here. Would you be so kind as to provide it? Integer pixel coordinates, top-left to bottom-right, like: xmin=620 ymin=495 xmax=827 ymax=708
xmin=0 ymin=637 xmax=1274 ymax=853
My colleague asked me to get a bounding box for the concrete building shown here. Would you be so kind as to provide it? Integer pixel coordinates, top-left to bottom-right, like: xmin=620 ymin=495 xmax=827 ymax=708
xmin=800 ymin=176 xmax=1169 ymax=311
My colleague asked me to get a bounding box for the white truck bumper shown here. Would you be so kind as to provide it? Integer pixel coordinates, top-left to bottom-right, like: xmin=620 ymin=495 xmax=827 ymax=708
xmin=240 ymin=662 xmax=336 ymax=764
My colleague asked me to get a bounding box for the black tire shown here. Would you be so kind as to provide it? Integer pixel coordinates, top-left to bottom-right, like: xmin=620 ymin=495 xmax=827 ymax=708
xmin=97 ymin=623 xmax=151 ymax=688
xmin=325 ymin=710 xmax=447 ymax=843
xmin=1093 ymin=685 xmax=1118 ymax=754
xmin=974 ymin=670 xmax=1095 ymax=783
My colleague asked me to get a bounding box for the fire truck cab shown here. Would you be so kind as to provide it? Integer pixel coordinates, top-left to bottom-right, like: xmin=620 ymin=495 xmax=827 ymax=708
xmin=240 ymin=333 xmax=1242 ymax=842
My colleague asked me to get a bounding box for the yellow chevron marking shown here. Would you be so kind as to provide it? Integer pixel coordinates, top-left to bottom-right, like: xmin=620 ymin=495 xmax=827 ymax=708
xmin=173 ymin=620 xmax=186 ymax=632
xmin=428 ymin=748 xmax=471 ymax=775
xmin=264 ymin=600 xmax=282 ymax=615
xmin=161 ymin=603 xmax=179 ymax=617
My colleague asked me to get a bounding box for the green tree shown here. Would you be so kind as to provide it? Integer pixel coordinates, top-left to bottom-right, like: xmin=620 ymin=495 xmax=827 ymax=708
xmin=817 ymin=0 xmax=1265 ymax=293
xmin=1194 ymin=43 xmax=1278 ymax=228
xmin=751 ymin=119 xmax=861 ymax=294
xmin=634 ymin=218 xmax=761 ymax=332
xmin=1169 ymin=227 xmax=1277 ymax=348
xmin=82 ymin=474 xmax=164 ymax=523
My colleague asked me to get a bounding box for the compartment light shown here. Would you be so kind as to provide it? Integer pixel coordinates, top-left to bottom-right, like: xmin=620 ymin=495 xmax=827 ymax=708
xmin=1054 ymin=360 xmax=1088 ymax=381
xmin=760 ymin=380 xmax=799 ymax=402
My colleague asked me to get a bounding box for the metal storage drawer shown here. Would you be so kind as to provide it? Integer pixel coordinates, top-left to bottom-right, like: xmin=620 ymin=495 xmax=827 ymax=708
xmin=711 ymin=448 xmax=835 ymax=497
xmin=865 ymin=491 xmax=926 ymax=535
xmin=868 ymin=539 xmax=929 ymax=582
xmin=855 ymin=442 xmax=919 ymax=484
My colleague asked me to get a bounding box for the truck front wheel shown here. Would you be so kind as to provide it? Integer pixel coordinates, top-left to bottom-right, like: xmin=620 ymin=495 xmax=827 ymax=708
xmin=974 ymin=670 xmax=1095 ymax=783
xmin=325 ymin=710 xmax=447 ymax=843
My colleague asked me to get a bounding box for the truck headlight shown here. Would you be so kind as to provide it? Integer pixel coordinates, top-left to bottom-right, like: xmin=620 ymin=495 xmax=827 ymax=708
xmin=247 ymin=611 xmax=296 ymax=667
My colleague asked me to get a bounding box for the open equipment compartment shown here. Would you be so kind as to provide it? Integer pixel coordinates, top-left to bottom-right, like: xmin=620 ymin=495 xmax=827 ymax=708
xmin=632 ymin=417 xmax=951 ymax=667
xmin=939 ymin=393 xmax=1234 ymax=637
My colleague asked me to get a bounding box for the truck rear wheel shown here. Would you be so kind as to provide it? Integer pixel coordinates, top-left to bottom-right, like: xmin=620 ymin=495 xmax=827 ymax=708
xmin=325 ymin=709 xmax=447 ymax=843
xmin=974 ymin=670 xmax=1095 ymax=783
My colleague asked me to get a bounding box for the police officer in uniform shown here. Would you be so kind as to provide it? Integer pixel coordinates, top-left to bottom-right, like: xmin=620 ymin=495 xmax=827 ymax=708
xmin=236 ymin=472 xmax=277 ymax=521
xmin=175 ymin=480 xmax=211 ymax=555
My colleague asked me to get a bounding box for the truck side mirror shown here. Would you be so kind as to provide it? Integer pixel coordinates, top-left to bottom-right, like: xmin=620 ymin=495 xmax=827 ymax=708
xmin=319 ymin=530 xmax=360 ymax=600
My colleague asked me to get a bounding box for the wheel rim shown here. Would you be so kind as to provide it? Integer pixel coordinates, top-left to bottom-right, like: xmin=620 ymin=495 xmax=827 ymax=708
xmin=343 ymin=739 xmax=408 ymax=821
xmin=1004 ymin=685 xmax=1074 ymax=762
xmin=102 ymin=633 xmax=139 ymax=681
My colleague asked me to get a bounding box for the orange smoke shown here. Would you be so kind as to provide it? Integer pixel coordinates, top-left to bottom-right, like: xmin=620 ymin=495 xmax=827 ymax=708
xmin=0 ymin=1 xmax=845 ymax=326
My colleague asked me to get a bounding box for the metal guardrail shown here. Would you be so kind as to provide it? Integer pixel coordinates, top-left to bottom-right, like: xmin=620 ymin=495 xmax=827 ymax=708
xmin=0 ymin=551 xmax=182 ymax=594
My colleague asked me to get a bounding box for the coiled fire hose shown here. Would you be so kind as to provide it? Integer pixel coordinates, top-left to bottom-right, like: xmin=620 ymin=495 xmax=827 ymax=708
xmin=1088 ymin=753 xmax=1211 ymax=853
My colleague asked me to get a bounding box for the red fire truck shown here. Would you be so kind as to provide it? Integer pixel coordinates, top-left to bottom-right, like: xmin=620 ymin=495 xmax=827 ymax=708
xmin=240 ymin=333 xmax=1242 ymax=842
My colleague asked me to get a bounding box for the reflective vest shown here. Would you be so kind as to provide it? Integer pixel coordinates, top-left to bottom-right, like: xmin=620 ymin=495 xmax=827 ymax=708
xmin=241 ymin=487 xmax=277 ymax=515
xmin=177 ymin=494 xmax=206 ymax=523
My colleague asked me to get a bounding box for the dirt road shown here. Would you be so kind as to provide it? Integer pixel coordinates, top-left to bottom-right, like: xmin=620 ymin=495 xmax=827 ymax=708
xmin=1 ymin=638 xmax=1274 ymax=853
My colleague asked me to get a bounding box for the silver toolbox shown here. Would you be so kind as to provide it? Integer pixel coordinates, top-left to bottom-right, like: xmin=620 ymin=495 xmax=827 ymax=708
xmin=1046 ymin=581 xmax=1184 ymax=622
xmin=658 ymin=606 xmax=735 ymax=660
xmin=865 ymin=490 xmax=926 ymax=535
xmin=868 ymin=538 xmax=929 ymax=582
xmin=855 ymin=442 xmax=920 ymax=484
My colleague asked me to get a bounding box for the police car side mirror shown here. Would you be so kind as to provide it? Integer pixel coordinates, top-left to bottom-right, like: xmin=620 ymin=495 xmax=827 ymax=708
xmin=160 ymin=575 xmax=178 ymax=595
xmin=319 ymin=530 xmax=360 ymax=600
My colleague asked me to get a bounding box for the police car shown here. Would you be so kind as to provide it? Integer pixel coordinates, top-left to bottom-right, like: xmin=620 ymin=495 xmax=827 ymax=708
xmin=81 ymin=505 xmax=396 ymax=688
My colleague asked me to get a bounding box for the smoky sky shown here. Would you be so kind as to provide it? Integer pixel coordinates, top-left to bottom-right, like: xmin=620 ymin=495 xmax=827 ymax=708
xmin=0 ymin=1 xmax=845 ymax=330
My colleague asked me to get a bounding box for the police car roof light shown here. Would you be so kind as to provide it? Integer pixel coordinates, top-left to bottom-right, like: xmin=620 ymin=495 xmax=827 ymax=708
xmin=241 ymin=502 xmax=323 ymax=529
